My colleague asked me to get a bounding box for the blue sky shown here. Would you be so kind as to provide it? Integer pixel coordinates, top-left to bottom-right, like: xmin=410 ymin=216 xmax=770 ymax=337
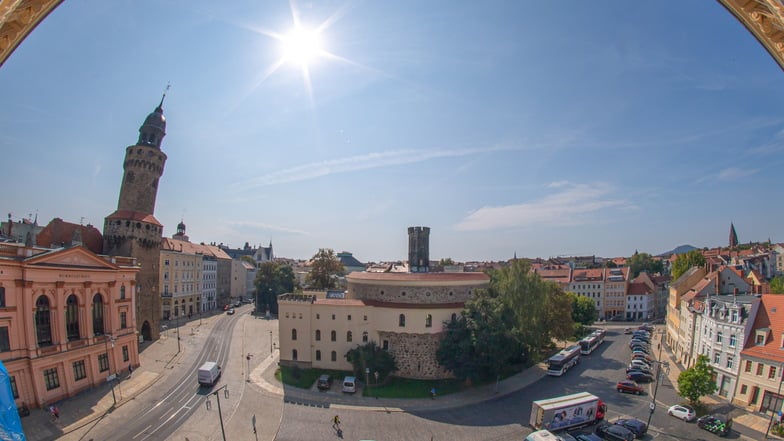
xmin=2 ymin=1 xmax=783 ymax=262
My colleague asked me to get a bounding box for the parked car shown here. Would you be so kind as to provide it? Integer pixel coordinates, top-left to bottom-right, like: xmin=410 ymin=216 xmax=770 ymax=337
xmin=626 ymin=364 xmax=653 ymax=375
xmin=696 ymin=414 xmax=732 ymax=436
xmin=624 ymin=327 xmax=633 ymax=334
xmin=667 ymin=404 xmax=696 ymax=421
xmin=627 ymin=372 xmax=654 ymax=383
xmin=638 ymin=323 xmax=654 ymax=331
xmin=631 ymin=351 xmax=650 ymax=359
xmin=609 ymin=315 xmax=626 ymax=322
xmin=572 ymin=434 xmax=603 ymax=441
xmin=316 ymin=374 xmax=332 ymax=391
xmin=616 ymin=380 xmax=644 ymax=395
xmin=555 ymin=432 xmax=578 ymax=441
xmin=631 ymin=353 xmax=654 ymax=363
xmin=630 ymin=343 xmax=649 ymax=351
xmin=629 ymin=359 xmax=652 ymax=370
xmin=595 ymin=422 xmax=635 ymax=441
xmin=226 ymin=308 xmax=235 ymax=315
xmin=613 ymin=418 xmax=647 ymax=438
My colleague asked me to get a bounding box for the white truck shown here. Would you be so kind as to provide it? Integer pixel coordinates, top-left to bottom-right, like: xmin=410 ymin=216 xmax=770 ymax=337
xmin=198 ymin=361 xmax=222 ymax=386
xmin=529 ymin=392 xmax=606 ymax=432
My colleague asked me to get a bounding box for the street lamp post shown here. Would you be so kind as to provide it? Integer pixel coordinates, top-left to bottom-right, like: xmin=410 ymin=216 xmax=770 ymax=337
xmin=269 ymin=331 xmax=273 ymax=355
xmin=206 ymin=384 xmax=229 ymax=441
xmin=176 ymin=310 xmax=181 ymax=354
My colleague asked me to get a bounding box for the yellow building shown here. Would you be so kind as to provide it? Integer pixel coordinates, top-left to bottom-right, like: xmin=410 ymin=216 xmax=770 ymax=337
xmin=160 ymin=237 xmax=203 ymax=320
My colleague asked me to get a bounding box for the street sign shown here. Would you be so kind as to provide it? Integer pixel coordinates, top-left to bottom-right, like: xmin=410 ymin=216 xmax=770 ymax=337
xmin=649 ymin=402 xmax=655 ymax=412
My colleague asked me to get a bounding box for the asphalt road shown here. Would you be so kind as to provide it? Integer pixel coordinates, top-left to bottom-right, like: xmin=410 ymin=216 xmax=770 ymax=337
xmin=274 ymin=327 xmax=737 ymax=441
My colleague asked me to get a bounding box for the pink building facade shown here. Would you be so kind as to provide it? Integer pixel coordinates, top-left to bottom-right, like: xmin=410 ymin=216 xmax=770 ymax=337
xmin=0 ymin=243 xmax=140 ymax=409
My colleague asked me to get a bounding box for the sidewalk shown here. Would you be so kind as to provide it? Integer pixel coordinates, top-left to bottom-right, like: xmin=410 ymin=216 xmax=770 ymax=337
xmin=21 ymin=318 xmax=199 ymax=441
xmin=250 ymin=350 xmax=548 ymax=413
xmin=655 ymin=332 xmax=777 ymax=440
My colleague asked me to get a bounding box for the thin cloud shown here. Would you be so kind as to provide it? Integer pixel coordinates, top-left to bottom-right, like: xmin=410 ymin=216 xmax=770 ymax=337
xmin=226 ymin=220 xmax=309 ymax=235
xmin=241 ymin=145 xmax=516 ymax=187
xmin=716 ymin=167 xmax=759 ymax=181
xmin=747 ymin=128 xmax=784 ymax=155
xmin=455 ymin=182 xmax=631 ymax=231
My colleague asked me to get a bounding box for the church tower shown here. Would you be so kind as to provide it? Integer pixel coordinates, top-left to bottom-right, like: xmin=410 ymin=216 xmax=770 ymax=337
xmin=103 ymin=95 xmax=168 ymax=341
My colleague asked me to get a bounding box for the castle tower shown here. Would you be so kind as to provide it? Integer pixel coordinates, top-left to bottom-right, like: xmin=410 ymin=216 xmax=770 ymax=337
xmin=103 ymin=96 xmax=169 ymax=341
xmin=408 ymin=226 xmax=430 ymax=273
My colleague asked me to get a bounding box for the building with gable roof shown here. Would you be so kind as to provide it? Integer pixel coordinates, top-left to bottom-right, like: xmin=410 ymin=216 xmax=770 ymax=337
xmin=692 ymin=294 xmax=758 ymax=400
xmin=0 ymin=242 xmax=139 ymax=409
xmin=36 ymin=218 xmax=103 ymax=255
xmin=733 ymin=294 xmax=784 ymax=415
xmin=666 ymin=266 xmax=707 ymax=352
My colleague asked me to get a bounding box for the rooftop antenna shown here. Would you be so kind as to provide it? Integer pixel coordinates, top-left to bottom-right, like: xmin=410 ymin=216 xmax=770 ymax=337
xmin=159 ymin=82 xmax=171 ymax=109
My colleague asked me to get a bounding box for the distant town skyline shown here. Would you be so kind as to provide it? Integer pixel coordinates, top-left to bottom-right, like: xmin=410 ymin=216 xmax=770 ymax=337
xmin=2 ymin=2 xmax=784 ymax=262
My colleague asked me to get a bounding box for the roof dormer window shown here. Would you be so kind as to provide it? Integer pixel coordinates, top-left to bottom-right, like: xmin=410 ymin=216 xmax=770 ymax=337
xmin=755 ymin=328 xmax=770 ymax=346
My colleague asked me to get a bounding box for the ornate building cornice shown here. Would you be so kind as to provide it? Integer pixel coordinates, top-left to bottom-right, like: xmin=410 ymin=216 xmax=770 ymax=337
xmin=718 ymin=0 xmax=784 ymax=71
xmin=0 ymin=0 xmax=63 ymax=68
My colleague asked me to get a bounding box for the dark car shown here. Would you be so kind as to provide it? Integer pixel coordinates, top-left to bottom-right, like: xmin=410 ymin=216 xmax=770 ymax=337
xmin=572 ymin=433 xmax=603 ymax=441
xmin=316 ymin=374 xmax=332 ymax=391
xmin=630 ymin=344 xmax=649 ymax=352
xmin=696 ymin=414 xmax=732 ymax=437
xmin=616 ymin=380 xmax=644 ymax=395
xmin=631 ymin=354 xmax=654 ymax=363
xmin=609 ymin=315 xmax=626 ymax=322
xmin=627 ymin=372 xmax=654 ymax=383
xmin=573 ymin=434 xmax=603 ymax=441
xmin=595 ymin=422 xmax=635 ymax=441
xmin=556 ymin=432 xmax=578 ymax=441
xmin=614 ymin=418 xmax=647 ymax=438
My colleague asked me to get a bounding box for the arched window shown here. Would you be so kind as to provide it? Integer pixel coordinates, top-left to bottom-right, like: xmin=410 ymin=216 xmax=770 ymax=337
xmin=315 ymin=330 xmax=321 ymax=341
xmin=331 ymin=330 xmax=336 ymax=341
xmin=362 ymin=331 xmax=368 ymax=343
xmin=35 ymin=296 xmax=52 ymax=346
xmin=347 ymin=331 xmax=353 ymax=342
xmin=331 ymin=351 xmax=337 ymax=362
xmin=92 ymin=294 xmax=104 ymax=336
xmin=315 ymin=350 xmax=321 ymax=361
xmin=292 ymin=349 xmax=298 ymax=361
xmin=425 ymin=314 xmax=432 ymax=328
xmin=291 ymin=329 xmax=297 ymax=341
xmin=66 ymin=294 xmax=80 ymax=341
xmin=120 ymin=286 xmax=126 ymax=299
xmin=399 ymin=314 xmax=406 ymax=327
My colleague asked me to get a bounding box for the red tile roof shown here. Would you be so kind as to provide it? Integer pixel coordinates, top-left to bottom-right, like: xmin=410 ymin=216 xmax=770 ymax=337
xmin=105 ymin=210 xmax=162 ymax=227
xmin=628 ymin=282 xmax=652 ymax=295
xmin=36 ymin=218 xmax=103 ymax=254
xmin=347 ymin=272 xmax=489 ymax=283
xmin=741 ymin=294 xmax=784 ymax=364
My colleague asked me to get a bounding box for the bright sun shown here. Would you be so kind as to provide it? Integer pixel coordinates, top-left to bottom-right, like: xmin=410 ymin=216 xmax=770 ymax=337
xmin=282 ymin=27 xmax=323 ymax=66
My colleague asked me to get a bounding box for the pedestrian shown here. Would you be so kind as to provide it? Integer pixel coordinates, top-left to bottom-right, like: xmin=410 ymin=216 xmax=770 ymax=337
xmin=49 ymin=405 xmax=59 ymax=422
xmin=128 ymin=364 xmax=133 ymax=377
xmin=430 ymin=387 xmax=436 ymax=399
xmin=332 ymin=414 xmax=341 ymax=431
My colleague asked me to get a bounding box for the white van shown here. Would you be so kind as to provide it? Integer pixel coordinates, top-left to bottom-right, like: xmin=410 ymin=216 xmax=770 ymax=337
xmin=524 ymin=429 xmax=561 ymax=441
xmin=342 ymin=376 xmax=356 ymax=393
xmin=198 ymin=361 xmax=222 ymax=386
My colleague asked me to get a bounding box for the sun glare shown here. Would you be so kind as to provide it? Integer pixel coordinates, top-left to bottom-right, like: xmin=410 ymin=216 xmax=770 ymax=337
xmin=282 ymin=27 xmax=323 ymax=66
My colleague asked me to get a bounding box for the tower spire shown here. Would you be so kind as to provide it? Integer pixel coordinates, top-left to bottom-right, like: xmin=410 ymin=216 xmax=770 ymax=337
xmin=158 ymin=82 xmax=170 ymax=110
xmin=729 ymin=222 xmax=738 ymax=249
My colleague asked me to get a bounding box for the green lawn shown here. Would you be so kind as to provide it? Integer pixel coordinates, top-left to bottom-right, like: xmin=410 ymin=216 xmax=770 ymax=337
xmin=275 ymin=366 xmax=352 ymax=389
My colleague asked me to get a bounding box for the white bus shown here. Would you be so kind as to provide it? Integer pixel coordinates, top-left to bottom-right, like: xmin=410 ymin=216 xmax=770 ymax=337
xmin=546 ymin=345 xmax=581 ymax=376
xmin=579 ymin=330 xmax=605 ymax=355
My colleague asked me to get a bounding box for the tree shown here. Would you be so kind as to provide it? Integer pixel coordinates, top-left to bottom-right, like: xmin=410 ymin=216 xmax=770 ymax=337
xmin=628 ymin=252 xmax=664 ymax=278
xmin=345 ymin=341 xmax=397 ymax=382
xmin=545 ymin=285 xmax=575 ymax=345
xmin=254 ymin=261 xmax=295 ymax=314
xmin=239 ymin=255 xmax=256 ymax=266
xmin=495 ymin=260 xmax=553 ymax=356
xmin=570 ymin=292 xmax=598 ymax=326
xmin=671 ymin=250 xmax=706 ymax=281
xmin=305 ymin=248 xmax=345 ymax=289
xmin=439 ymin=258 xmax=455 ymax=266
xmin=436 ymin=289 xmax=525 ymax=382
xmin=677 ymin=354 xmax=717 ymax=405
xmin=771 ymin=275 xmax=784 ymax=294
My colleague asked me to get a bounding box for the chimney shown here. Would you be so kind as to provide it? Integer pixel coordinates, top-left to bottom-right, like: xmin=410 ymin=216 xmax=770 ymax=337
xmin=733 ymin=287 xmax=738 ymax=296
